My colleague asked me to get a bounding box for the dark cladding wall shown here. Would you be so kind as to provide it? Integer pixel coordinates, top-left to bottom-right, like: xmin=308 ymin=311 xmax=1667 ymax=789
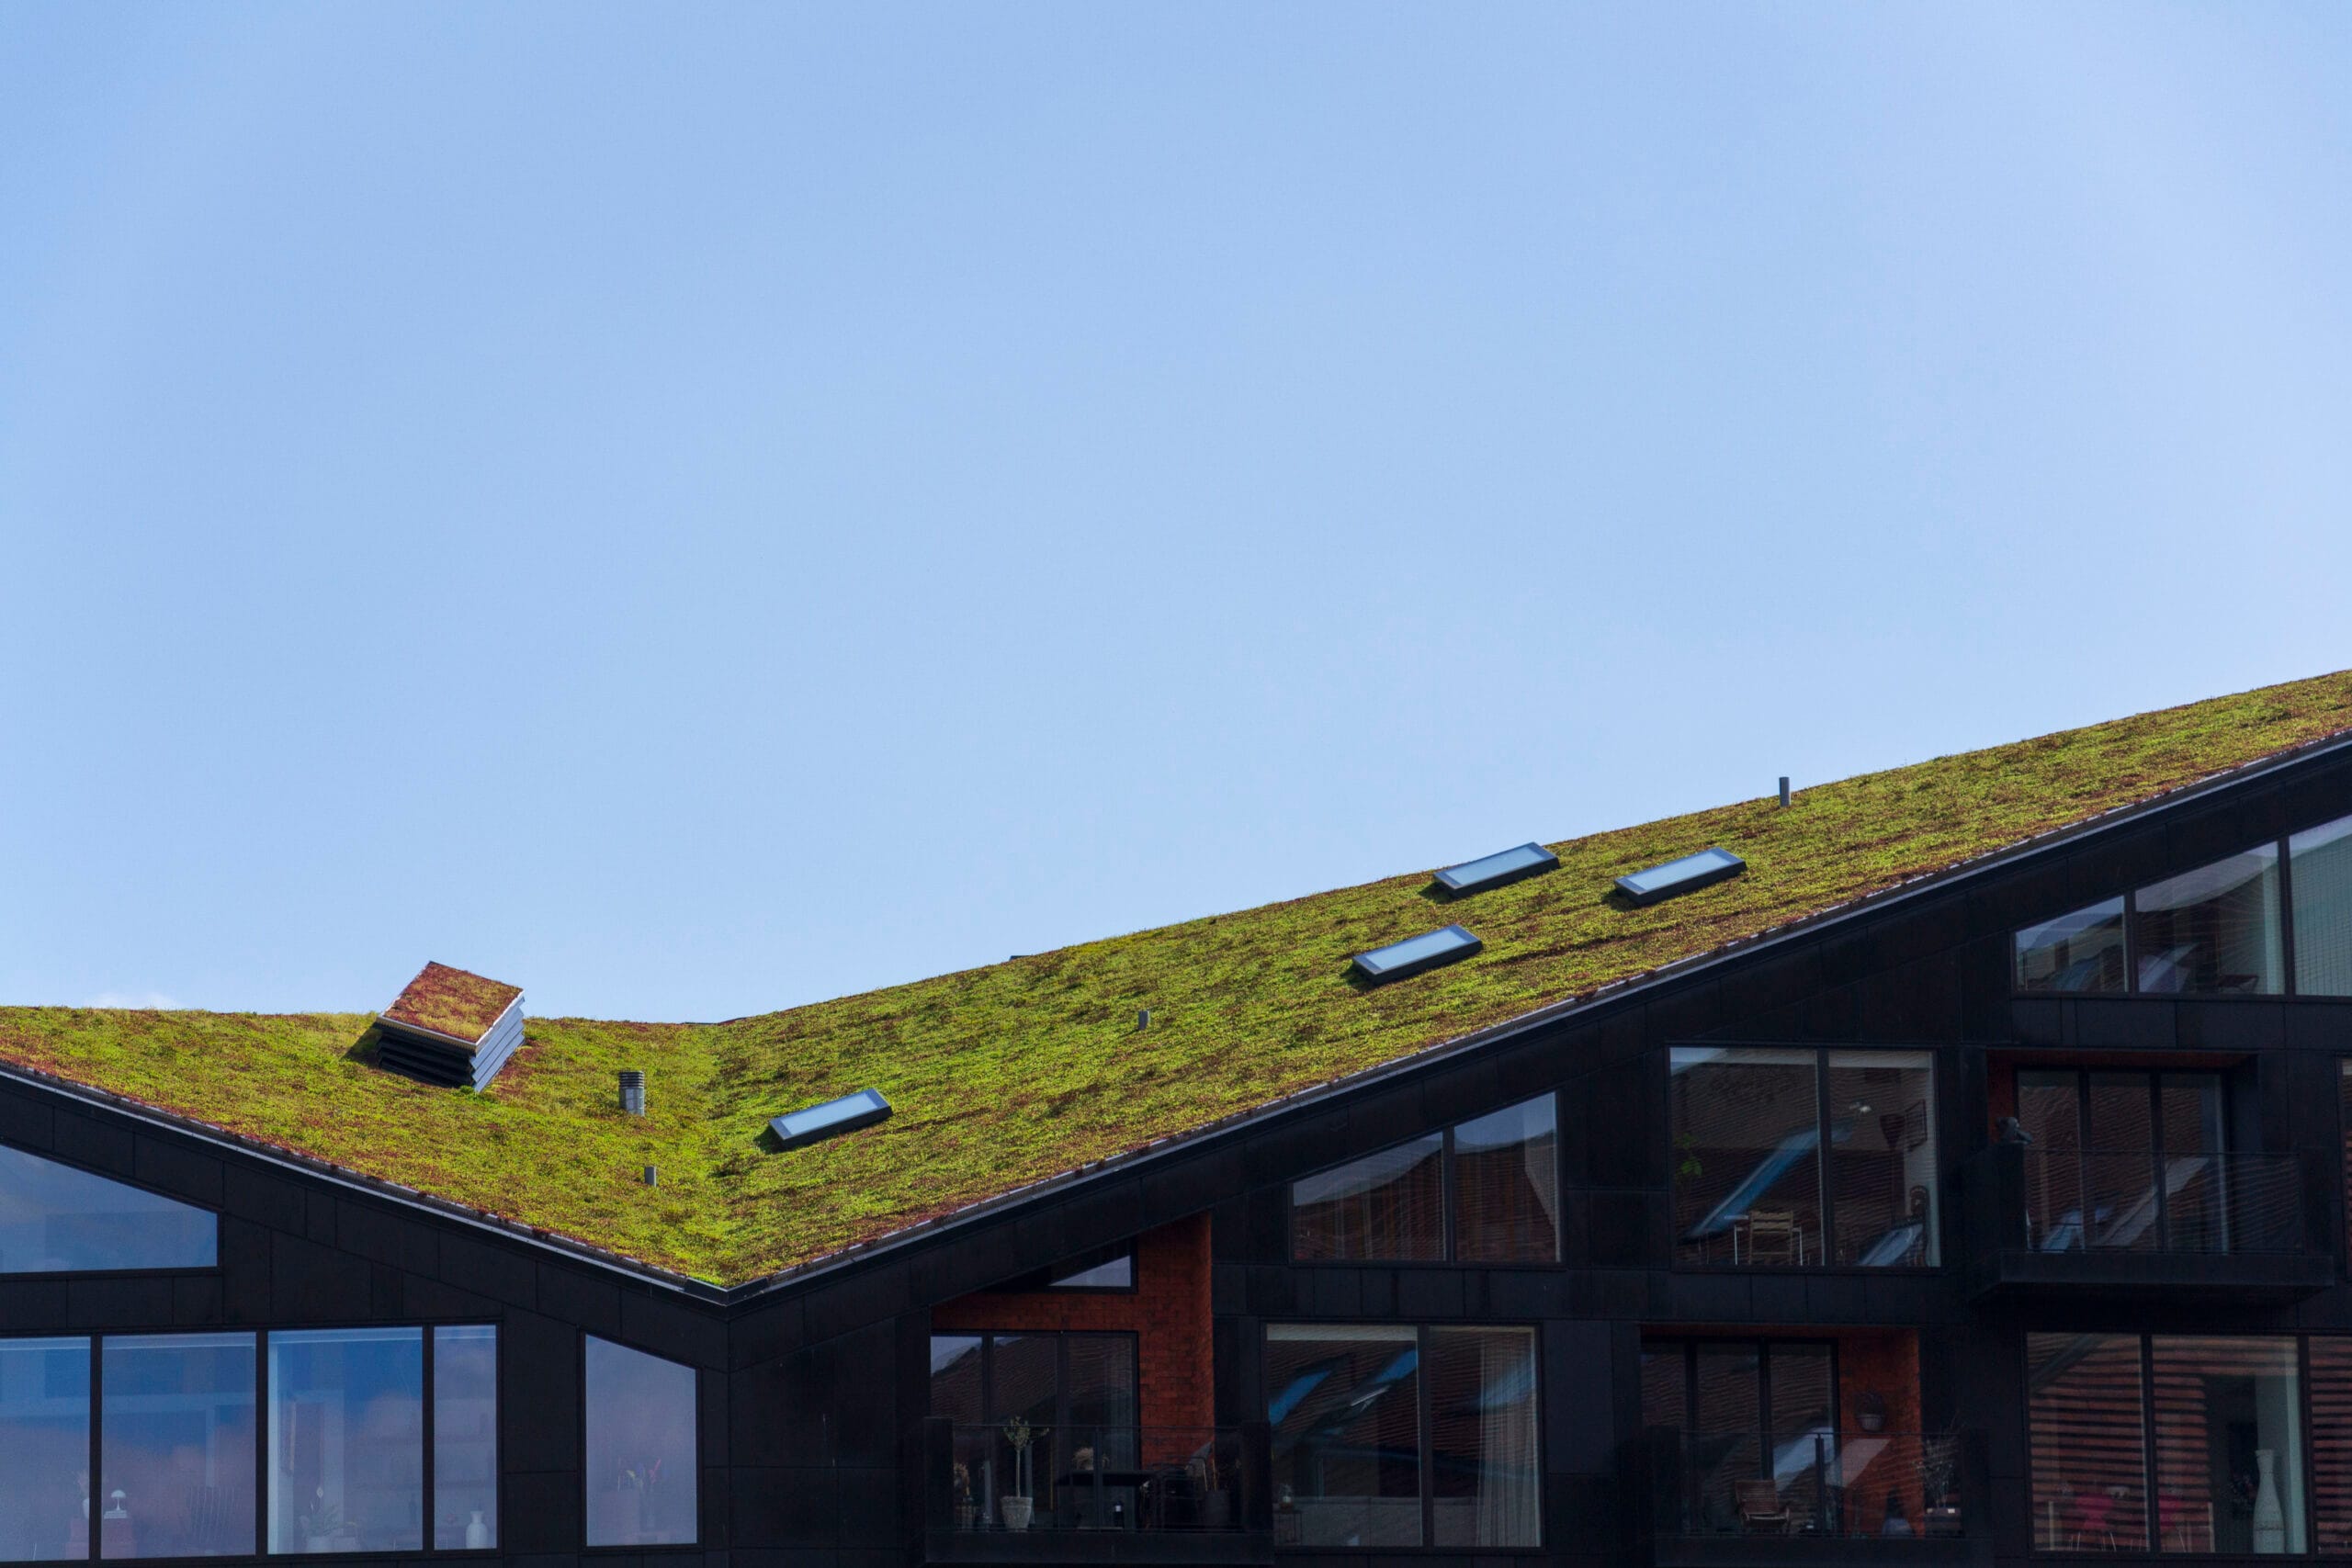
xmin=2 ymin=740 xmax=2351 ymax=1568
xmin=0 ymin=1077 xmax=733 ymax=1565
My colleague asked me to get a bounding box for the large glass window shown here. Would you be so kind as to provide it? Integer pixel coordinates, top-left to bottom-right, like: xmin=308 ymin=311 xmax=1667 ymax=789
xmin=266 ymin=1328 xmax=422 ymax=1554
xmin=2310 ymin=1339 xmax=2352 ymax=1555
xmin=431 ymin=1325 xmax=497 ymax=1551
xmin=2149 ymin=1336 xmax=2303 ymax=1554
xmin=0 ymin=1145 xmax=216 ymax=1274
xmin=100 ymin=1332 xmax=257 ymax=1559
xmin=0 ymin=1337 xmax=90 ymax=1561
xmin=1642 ymin=1338 xmax=1837 ymax=1538
xmin=583 ymin=1337 xmax=696 ymax=1547
xmin=1290 ymin=1095 xmax=1558 ymax=1264
xmin=2017 ymin=898 xmax=2128 ymax=993
xmin=2027 ymin=1332 xmax=2147 ymax=1553
xmin=1453 ymin=1100 xmax=1560 ymax=1264
xmin=1265 ymin=1325 xmax=1421 ymax=1548
xmin=1671 ymin=1048 xmax=1938 ymax=1268
xmin=1291 ymin=1134 xmax=1444 ymax=1262
xmin=2136 ymin=847 xmax=2284 ymax=994
xmin=926 ymin=1330 xmax=1138 ymax=1526
xmin=2016 ymin=1070 xmax=2255 ymax=1254
xmin=2292 ymin=815 xmax=2352 ymax=995
xmin=1426 ymin=1328 xmax=1539 ymax=1548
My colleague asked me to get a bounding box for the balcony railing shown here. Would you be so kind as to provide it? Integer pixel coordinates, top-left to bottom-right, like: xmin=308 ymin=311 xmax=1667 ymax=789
xmin=1647 ymin=1427 xmax=1984 ymax=1542
xmin=2018 ymin=1148 xmax=2300 ymax=1255
xmin=921 ymin=1419 xmax=1270 ymax=1538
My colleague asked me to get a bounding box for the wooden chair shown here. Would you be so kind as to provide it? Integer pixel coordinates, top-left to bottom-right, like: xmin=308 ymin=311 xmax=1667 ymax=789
xmin=1741 ymin=1210 xmax=1805 ymax=1266
xmin=1735 ymin=1479 xmax=1793 ymax=1534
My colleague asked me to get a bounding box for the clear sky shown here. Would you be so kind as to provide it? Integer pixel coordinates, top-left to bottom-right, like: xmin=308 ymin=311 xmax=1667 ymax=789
xmin=4 ymin=6 xmax=2348 ymax=1022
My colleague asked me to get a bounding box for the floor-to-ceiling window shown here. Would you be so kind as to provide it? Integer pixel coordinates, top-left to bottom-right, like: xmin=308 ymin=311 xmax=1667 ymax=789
xmin=1266 ymin=1324 xmax=1538 ymax=1549
xmin=2029 ymin=1332 xmax=2317 ymax=1554
xmin=1642 ymin=1338 xmax=1837 ymax=1536
xmin=1671 ymin=1048 xmax=1938 ymax=1268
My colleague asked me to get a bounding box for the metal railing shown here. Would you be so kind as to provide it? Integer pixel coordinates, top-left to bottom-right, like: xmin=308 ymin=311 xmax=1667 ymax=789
xmin=1648 ymin=1427 xmax=1981 ymax=1541
xmin=922 ymin=1420 xmax=1267 ymax=1535
xmin=2019 ymin=1149 xmax=2301 ymax=1255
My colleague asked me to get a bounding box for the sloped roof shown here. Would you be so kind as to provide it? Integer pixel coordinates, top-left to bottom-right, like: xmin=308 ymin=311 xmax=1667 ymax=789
xmin=380 ymin=962 xmax=521 ymax=1046
xmin=3 ymin=671 xmax=2350 ymax=1287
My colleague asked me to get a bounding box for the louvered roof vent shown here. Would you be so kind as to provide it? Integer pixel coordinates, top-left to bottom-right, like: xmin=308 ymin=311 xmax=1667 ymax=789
xmin=376 ymin=962 xmax=526 ymax=1090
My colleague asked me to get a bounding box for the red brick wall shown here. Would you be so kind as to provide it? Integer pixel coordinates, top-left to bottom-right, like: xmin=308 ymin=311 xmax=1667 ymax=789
xmin=932 ymin=1213 xmax=1214 ymax=1431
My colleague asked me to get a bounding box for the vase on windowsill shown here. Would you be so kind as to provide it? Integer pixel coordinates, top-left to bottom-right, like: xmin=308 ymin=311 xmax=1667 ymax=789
xmin=1001 ymin=1496 xmax=1034 ymax=1531
xmin=465 ymin=1511 xmax=490 ymax=1550
xmin=2253 ymin=1449 xmax=2285 ymax=1553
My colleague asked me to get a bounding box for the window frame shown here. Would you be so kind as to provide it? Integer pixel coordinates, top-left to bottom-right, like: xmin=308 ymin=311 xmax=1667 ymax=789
xmin=2023 ymin=1330 xmax=2322 ymax=1558
xmin=0 ymin=1139 xmax=222 ymax=1281
xmin=0 ymin=1318 xmax=501 ymax=1564
xmin=1666 ymin=1044 xmax=1942 ymax=1273
xmin=1641 ymin=1334 xmax=1843 ymax=1530
xmin=2004 ymin=809 xmax=2352 ymax=1000
xmin=579 ymin=1332 xmax=701 ymax=1554
xmin=923 ymin=1328 xmax=1141 ymax=1428
xmin=1262 ymin=1320 xmax=1544 ymax=1554
xmin=1284 ymin=1092 xmax=1561 ymax=1268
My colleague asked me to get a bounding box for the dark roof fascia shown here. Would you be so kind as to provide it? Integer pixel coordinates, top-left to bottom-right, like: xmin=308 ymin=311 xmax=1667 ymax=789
xmin=721 ymin=721 xmax=2352 ymax=1307
xmin=0 ymin=1059 xmax=729 ymax=1305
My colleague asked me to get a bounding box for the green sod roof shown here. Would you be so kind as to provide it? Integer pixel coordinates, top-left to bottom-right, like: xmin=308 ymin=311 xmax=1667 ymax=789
xmin=5 ymin=671 xmax=2351 ymax=1287
xmin=380 ymin=961 xmax=521 ymax=1045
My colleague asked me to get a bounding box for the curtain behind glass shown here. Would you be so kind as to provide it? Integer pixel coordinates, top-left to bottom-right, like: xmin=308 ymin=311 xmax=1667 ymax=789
xmin=2026 ymin=1332 xmax=2146 ymax=1552
xmin=1290 ymin=1135 xmax=1445 ymax=1261
xmin=0 ymin=1337 xmax=89 ymax=1562
xmin=2309 ymin=1339 xmax=2352 ymax=1554
xmin=1453 ymin=1098 xmax=1559 ymax=1263
xmin=2135 ymin=848 xmax=2283 ymax=993
xmin=1267 ymin=1325 xmax=1422 ymax=1547
xmin=1428 ymin=1328 xmax=1537 ymax=1548
xmin=2292 ymin=816 xmax=2352 ymax=994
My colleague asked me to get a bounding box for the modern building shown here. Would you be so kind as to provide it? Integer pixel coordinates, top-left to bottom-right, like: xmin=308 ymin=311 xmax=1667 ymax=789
xmin=9 ymin=671 xmax=2352 ymax=1568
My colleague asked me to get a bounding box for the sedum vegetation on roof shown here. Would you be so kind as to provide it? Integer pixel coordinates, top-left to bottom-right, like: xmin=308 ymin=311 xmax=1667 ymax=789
xmin=4 ymin=671 xmax=2351 ymax=1287
xmin=380 ymin=961 xmax=521 ymax=1045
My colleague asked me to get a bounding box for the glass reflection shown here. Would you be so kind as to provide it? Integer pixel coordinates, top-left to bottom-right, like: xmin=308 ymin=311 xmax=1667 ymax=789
xmin=0 ymin=1145 xmax=216 ymax=1274
xmin=2016 ymin=898 xmax=2128 ymax=993
xmin=0 ymin=1337 xmax=90 ymax=1561
xmin=266 ymin=1328 xmax=422 ymax=1553
xmin=583 ymin=1337 xmax=696 ymax=1546
xmin=1267 ymin=1325 xmax=1423 ymax=1546
xmin=2135 ymin=848 xmax=2283 ymax=994
xmin=100 ymin=1333 xmax=256 ymax=1559
xmin=1291 ymin=1134 xmax=1445 ymax=1262
xmin=431 ymin=1326 xmax=497 ymax=1551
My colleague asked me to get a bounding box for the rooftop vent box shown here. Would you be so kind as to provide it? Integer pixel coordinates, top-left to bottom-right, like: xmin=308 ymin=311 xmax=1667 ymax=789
xmin=1614 ymin=846 xmax=1746 ymax=907
xmin=375 ymin=962 xmax=526 ymax=1090
xmin=770 ymin=1088 xmax=891 ymax=1152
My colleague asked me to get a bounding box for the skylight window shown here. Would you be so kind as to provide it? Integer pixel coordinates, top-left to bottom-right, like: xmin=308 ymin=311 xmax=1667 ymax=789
xmin=1614 ymin=847 xmax=1745 ymax=907
xmin=769 ymin=1088 xmax=891 ymax=1151
xmin=1351 ymin=924 xmax=1481 ymax=984
xmin=1433 ymin=842 xmax=1559 ymax=896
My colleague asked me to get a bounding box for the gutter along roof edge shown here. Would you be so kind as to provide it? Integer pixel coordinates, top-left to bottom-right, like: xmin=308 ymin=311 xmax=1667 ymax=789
xmin=720 ymin=718 xmax=2352 ymax=1302
xmin=0 ymin=1059 xmax=728 ymax=1303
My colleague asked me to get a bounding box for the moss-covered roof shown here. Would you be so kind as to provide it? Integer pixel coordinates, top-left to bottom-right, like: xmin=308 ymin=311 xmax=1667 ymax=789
xmin=380 ymin=962 xmax=521 ymax=1046
xmin=5 ymin=671 xmax=2351 ymax=1287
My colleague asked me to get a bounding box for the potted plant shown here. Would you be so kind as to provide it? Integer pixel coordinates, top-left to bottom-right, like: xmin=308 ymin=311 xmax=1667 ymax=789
xmin=1001 ymin=1416 xmax=1047 ymax=1531
xmin=951 ymin=1462 xmax=978 ymax=1530
xmin=1920 ymin=1425 xmax=1963 ymax=1538
xmin=298 ymin=1489 xmax=341 ymax=1553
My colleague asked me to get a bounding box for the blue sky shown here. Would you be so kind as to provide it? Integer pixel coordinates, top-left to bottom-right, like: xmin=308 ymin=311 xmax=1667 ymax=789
xmin=4 ymin=6 xmax=2349 ymax=1021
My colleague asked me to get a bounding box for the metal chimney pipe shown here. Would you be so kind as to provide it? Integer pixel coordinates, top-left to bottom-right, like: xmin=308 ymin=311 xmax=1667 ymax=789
xmin=1778 ymin=776 xmax=1792 ymax=809
xmin=618 ymin=1069 xmax=646 ymax=1116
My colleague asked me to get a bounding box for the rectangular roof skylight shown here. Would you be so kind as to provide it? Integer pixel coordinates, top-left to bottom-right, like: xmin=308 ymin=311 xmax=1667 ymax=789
xmin=1614 ymin=846 xmax=1745 ymax=907
xmin=1351 ymin=924 xmax=1482 ymax=984
xmin=1433 ymin=841 xmax=1559 ymax=896
xmin=770 ymin=1088 xmax=892 ymax=1152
